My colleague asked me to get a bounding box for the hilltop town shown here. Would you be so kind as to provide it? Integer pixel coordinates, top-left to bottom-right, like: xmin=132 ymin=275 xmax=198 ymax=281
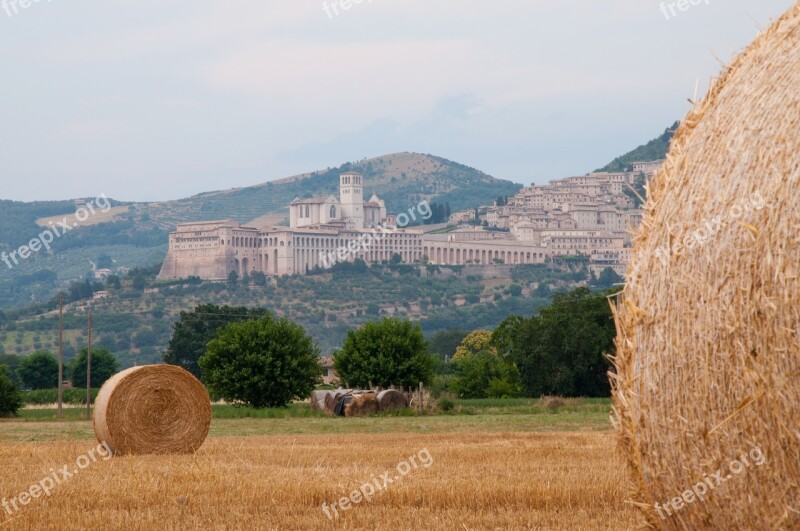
xmin=159 ymin=160 xmax=662 ymax=281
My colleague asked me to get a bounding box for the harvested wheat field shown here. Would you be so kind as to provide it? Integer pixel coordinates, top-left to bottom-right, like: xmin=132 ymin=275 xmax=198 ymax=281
xmin=0 ymin=430 xmax=636 ymax=530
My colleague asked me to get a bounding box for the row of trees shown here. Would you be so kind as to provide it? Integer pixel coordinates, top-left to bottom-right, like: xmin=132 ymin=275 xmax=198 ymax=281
xmin=172 ymin=286 xmax=617 ymax=407
xmin=164 ymin=304 xmax=436 ymax=408
xmin=2 ymin=349 xmax=119 ymax=391
xmin=165 ymin=284 xmax=617 ymax=408
xmin=0 ymin=348 xmax=120 ymax=417
xmin=422 ymin=202 xmax=451 ymax=224
xmin=428 ymin=287 xmax=619 ymax=399
xmin=492 ymin=287 xmax=618 ymax=397
xmin=1 ymin=285 xmax=619 ymax=416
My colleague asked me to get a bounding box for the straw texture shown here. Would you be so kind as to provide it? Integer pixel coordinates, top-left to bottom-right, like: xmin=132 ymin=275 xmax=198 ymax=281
xmin=376 ymin=389 xmax=409 ymax=411
xmin=612 ymin=3 xmax=800 ymax=529
xmin=310 ymin=390 xmax=334 ymax=411
xmin=345 ymin=392 xmax=379 ymax=417
xmin=94 ymin=365 xmax=211 ymax=456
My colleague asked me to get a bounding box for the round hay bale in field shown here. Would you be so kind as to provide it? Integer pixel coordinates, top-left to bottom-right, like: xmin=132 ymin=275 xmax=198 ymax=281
xmin=333 ymin=389 xmax=353 ymax=402
xmin=345 ymin=392 xmax=378 ymax=417
xmin=334 ymin=394 xmax=353 ymax=417
xmin=376 ymin=389 xmax=409 ymax=412
xmin=323 ymin=392 xmax=337 ymax=413
xmin=612 ymin=3 xmax=800 ymax=529
xmin=331 ymin=389 xmax=353 ymax=414
xmin=310 ymin=390 xmax=334 ymax=411
xmin=94 ymin=365 xmax=211 ymax=456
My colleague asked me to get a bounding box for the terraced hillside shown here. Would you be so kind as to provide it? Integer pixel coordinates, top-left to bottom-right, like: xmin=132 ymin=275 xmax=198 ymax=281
xmin=0 ymin=263 xmax=585 ymax=369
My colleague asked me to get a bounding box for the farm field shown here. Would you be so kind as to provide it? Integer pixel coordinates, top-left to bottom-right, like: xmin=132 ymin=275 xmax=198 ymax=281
xmin=0 ymin=400 xmax=640 ymax=530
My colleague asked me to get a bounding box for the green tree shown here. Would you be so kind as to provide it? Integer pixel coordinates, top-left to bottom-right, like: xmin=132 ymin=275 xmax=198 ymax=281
xmin=0 ymin=354 xmax=21 ymax=384
xmin=333 ymin=318 xmax=436 ymax=389
xmin=453 ymin=330 xmax=495 ymax=360
xmin=427 ymin=328 xmax=467 ymax=360
xmin=591 ymin=267 xmax=623 ymax=289
xmin=494 ymin=287 xmax=618 ymax=397
xmin=451 ymin=351 xmax=521 ymax=399
xmin=0 ymin=365 xmax=22 ymax=417
xmin=199 ymin=317 xmax=322 ymax=408
xmin=228 ymin=270 xmax=239 ymax=288
xmin=70 ymin=348 xmax=120 ymax=388
xmin=131 ymin=274 xmax=147 ymax=291
xmin=96 ymin=254 xmax=114 ymax=269
xmin=17 ymin=351 xmax=59 ymax=390
xmin=163 ymin=304 xmax=271 ymax=380
xmin=106 ymin=275 xmax=122 ymax=290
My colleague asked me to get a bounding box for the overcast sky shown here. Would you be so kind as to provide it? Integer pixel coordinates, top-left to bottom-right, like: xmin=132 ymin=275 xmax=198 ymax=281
xmin=0 ymin=0 xmax=794 ymax=202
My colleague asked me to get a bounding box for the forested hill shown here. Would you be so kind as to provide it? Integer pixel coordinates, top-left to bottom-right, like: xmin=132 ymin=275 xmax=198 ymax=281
xmin=597 ymin=122 xmax=678 ymax=172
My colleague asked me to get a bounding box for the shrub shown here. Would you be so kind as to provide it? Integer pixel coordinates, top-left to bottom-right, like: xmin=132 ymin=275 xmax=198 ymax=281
xmin=0 ymin=366 xmax=22 ymax=417
xmin=333 ymin=318 xmax=435 ymax=389
xmin=22 ymin=388 xmax=99 ymax=405
xmin=437 ymin=396 xmax=455 ymax=412
xmin=17 ymin=351 xmax=59 ymax=390
xmin=70 ymin=348 xmax=119 ymax=389
xmin=451 ymin=351 xmax=522 ymax=399
xmin=429 ymin=374 xmax=456 ymax=396
xmin=200 ymin=316 xmax=322 ymax=408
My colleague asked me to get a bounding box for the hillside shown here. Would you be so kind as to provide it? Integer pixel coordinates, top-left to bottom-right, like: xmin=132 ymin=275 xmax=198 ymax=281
xmin=0 ymin=153 xmax=520 ymax=310
xmin=0 ymin=263 xmax=586 ymax=369
xmin=0 ymin=123 xmax=673 ymax=363
xmin=597 ymin=122 xmax=678 ymax=172
xmin=138 ymin=152 xmax=520 ymax=230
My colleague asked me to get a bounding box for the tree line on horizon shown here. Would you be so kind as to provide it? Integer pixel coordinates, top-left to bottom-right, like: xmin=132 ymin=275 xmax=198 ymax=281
xmin=0 ymin=285 xmax=620 ymax=416
xmin=160 ymin=286 xmax=618 ymax=406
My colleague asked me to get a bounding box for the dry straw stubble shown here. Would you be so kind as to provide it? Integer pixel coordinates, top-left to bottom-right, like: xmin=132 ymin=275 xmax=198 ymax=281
xmin=94 ymin=365 xmax=212 ymax=455
xmin=612 ymin=2 xmax=800 ymax=529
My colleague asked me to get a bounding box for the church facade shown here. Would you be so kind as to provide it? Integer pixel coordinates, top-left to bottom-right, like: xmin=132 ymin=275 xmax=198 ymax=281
xmin=159 ymin=172 xmax=415 ymax=280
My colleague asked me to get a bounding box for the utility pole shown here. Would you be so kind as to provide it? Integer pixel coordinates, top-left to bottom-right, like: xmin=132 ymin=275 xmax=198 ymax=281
xmin=57 ymin=294 xmax=63 ymax=418
xmin=87 ymin=308 xmax=92 ymax=420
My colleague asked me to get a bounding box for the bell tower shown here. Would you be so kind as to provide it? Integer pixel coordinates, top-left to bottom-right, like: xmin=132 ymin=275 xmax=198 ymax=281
xmin=339 ymin=172 xmax=364 ymax=227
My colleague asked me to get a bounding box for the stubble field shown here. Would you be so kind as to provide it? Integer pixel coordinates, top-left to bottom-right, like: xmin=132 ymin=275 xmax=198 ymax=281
xmin=0 ymin=403 xmax=639 ymax=530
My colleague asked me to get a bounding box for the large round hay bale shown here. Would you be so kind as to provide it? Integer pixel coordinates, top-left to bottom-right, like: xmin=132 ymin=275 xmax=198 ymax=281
xmin=333 ymin=394 xmax=353 ymax=417
xmin=612 ymin=3 xmax=800 ymax=529
xmin=345 ymin=392 xmax=378 ymax=417
xmin=376 ymin=389 xmax=409 ymax=412
xmin=310 ymin=390 xmax=333 ymax=411
xmin=94 ymin=365 xmax=211 ymax=456
xmin=323 ymin=392 xmax=337 ymax=413
xmin=331 ymin=389 xmax=353 ymax=414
